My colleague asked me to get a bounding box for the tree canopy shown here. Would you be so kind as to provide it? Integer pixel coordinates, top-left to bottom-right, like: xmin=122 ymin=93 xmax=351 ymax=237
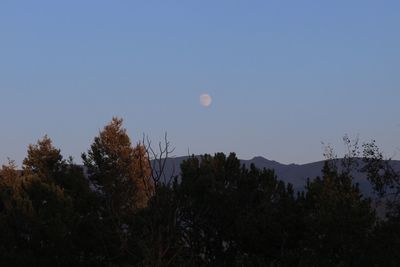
xmin=0 ymin=118 xmax=399 ymax=266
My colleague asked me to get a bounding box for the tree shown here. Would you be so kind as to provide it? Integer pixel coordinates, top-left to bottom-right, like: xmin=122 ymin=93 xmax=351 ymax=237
xmin=0 ymin=136 xmax=101 ymax=266
xmin=22 ymin=135 xmax=65 ymax=181
xmin=82 ymin=117 xmax=154 ymax=264
xmin=82 ymin=117 xmax=153 ymax=213
xmin=0 ymin=160 xmax=35 ymax=266
xmin=361 ymin=140 xmax=400 ymax=266
xmin=177 ymin=153 xmax=241 ymax=266
xmin=0 ymin=153 xmax=75 ymax=266
xmin=132 ymin=184 xmax=184 ymax=266
xmin=20 ymin=174 xmax=74 ymax=266
xmin=300 ymin=161 xmax=375 ymax=266
xmin=319 ymin=137 xmax=400 ymax=266
xmin=177 ymin=153 xmax=300 ymax=266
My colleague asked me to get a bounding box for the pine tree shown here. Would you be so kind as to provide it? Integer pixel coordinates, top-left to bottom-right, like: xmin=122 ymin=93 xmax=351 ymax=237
xmin=82 ymin=117 xmax=153 ymax=213
xmin=22 ymin=135 xmax=65 ymax=181
xmin=82 ymin=117 xmax=154 ymax=264
xmin=2 ymin=136 xmax=97 ymax=265
xmin=0 ymin=160 xmax=35 ymax=265
xmin=300 ymin=161 xmax=375 ymax=266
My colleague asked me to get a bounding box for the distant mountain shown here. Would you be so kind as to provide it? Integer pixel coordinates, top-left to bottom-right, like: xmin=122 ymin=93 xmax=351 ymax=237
xmin=154 ymin=156 xmax=400 ymax=197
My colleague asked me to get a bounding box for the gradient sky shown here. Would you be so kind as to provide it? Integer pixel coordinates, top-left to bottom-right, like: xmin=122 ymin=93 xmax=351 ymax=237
xmin=1 ymin=0 xmax=399 ymax=165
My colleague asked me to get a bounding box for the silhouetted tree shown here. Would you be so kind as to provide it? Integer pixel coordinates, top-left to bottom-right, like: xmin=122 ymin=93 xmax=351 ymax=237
xmin=361 ymin=140 xmax=400 ymax=266
xmin=300 ymin=161 xmax=375 ymax=266
xmin=176 ymin=153 xmax=300 ymax=266
xmin=82 ymin=117 xmax=154 ymax=265
xmin=23 ymin=135 xmax=65 ymax=181
xmin=2 ymin=120 xmax=398 ymax=266
xmin=0 ymin=137 xmax=77 ymax=266
xmin=0 ymin=160 xmax=35 ymax=266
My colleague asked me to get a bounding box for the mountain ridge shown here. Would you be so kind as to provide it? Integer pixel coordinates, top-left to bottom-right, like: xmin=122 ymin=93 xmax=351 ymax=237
xmin=157 ymin=155 xmax=400 ymax=196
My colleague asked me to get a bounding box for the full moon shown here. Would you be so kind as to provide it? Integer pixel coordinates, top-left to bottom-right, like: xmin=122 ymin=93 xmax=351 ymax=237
xmin=200 ymin=94 xmax=212 ymax=107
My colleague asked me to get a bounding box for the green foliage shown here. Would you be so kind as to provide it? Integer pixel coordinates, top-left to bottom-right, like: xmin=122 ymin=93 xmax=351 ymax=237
xmin=300 ymin=162 xmax=375 ymax=266
xmin=23 ymin=135 xmax=65 ymax=180
xmin=0 ymin=136 xmax=102 ymax=266
xmin=361 ymin=140 xmax=400 ymax=266
xmin=81 ymin=117 xmax=154 ymax=265
xmin=1 ymin=121 xmax=399 ymax=266
xmin=82 ymin=117 xmax=153 ymax=214
xmin=176 ymin=153 xmax=301 ymax=266
xmin=132 ymin=185 xmax=184 ymax=266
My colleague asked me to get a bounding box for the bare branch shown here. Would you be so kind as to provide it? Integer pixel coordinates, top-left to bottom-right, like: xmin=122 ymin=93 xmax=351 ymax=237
xmin=142 ymin=133 xmax=177 ymax=189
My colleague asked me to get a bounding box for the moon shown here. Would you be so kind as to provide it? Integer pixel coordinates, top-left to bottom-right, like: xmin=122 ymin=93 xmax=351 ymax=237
xmin=200 ymin=94 xmax=212 ymax=107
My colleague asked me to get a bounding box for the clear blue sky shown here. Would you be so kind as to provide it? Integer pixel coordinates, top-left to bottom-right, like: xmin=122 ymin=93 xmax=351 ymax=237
xmin=1 ymin=0 xmax=399 ymax=165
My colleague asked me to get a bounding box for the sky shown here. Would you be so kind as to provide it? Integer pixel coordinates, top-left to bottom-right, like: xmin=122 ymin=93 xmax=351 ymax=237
xmin=1 ymin=0 xmax=399 ymax=165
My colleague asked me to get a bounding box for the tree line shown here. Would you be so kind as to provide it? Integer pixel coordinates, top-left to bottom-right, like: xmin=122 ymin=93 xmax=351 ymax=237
xmin=0 ymin=117 xmax=399 ymax=266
